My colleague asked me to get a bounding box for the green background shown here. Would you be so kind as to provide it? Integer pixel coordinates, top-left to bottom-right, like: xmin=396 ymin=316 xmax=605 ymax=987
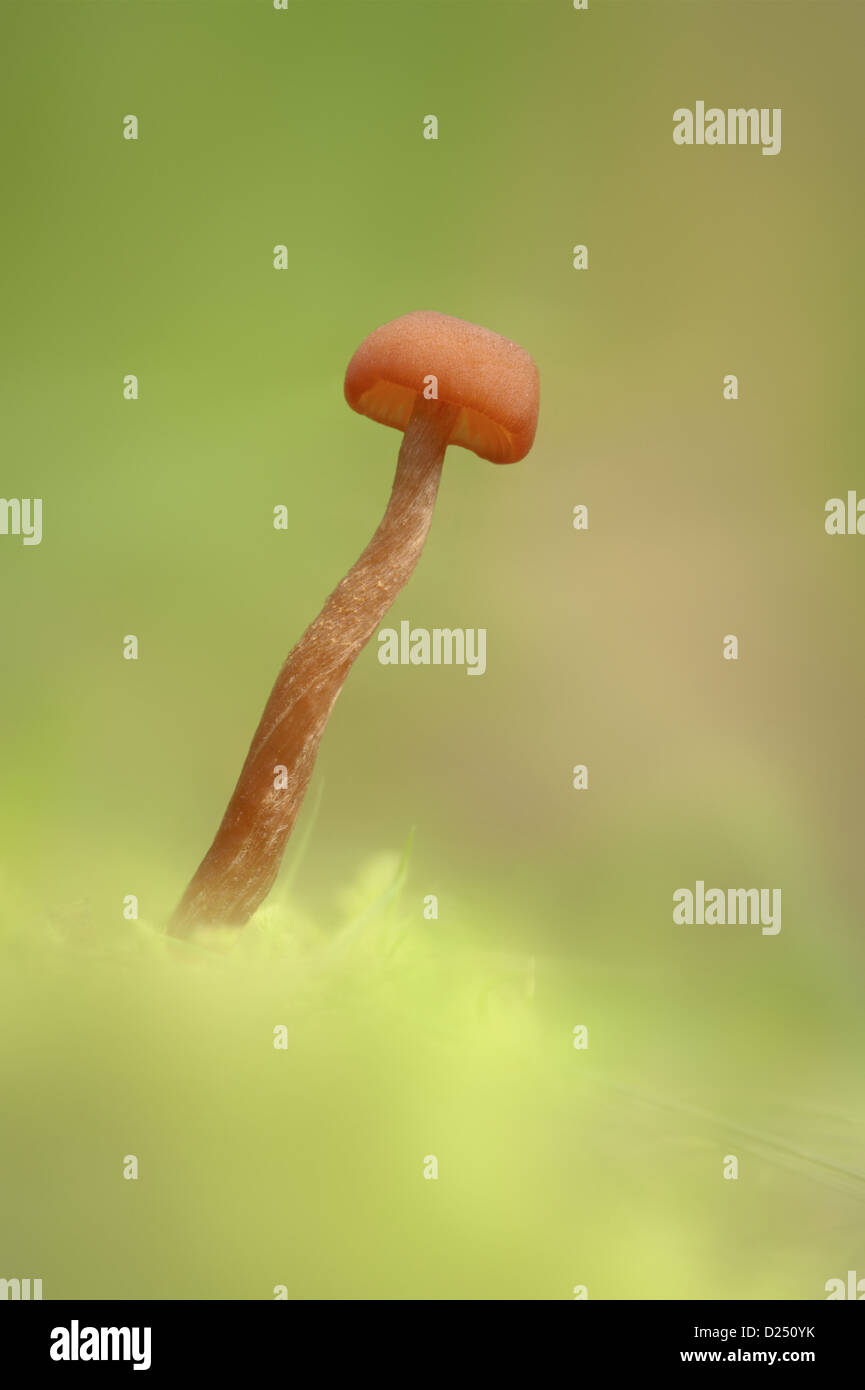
xmin=1 ymin=0 xmax=863 ymax=1299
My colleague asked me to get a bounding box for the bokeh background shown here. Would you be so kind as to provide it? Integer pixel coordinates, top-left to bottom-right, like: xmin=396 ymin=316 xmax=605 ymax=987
xmin=1 ymin=0 xmax=863 ymax=1299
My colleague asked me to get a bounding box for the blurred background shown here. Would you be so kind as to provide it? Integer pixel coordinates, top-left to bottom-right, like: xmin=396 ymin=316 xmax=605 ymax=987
xmin=0 ymin=0 xmax=863 ymax=1299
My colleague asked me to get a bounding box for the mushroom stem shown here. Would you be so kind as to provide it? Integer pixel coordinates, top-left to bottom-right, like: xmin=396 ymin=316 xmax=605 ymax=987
xmin=169 ymin=394 xmax=460 ymax=935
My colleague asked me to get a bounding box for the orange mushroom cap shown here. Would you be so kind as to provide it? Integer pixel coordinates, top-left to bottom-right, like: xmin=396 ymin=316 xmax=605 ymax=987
xmin=344 ymin=311 xmax=540 ymax=464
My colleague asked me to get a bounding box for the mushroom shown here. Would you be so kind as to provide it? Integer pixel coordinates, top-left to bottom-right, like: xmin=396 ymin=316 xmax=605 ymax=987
xmin=169 ymin=311 xmax=540 ymax=934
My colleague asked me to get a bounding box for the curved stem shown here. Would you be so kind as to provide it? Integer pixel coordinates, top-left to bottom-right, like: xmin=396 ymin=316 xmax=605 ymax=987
xmin=169 ymin=395 xmax=459 ymax=934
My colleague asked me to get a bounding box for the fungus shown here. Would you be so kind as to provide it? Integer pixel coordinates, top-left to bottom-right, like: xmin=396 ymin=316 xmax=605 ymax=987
xmin=170 ymin=311 xmax=539 ymax=934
